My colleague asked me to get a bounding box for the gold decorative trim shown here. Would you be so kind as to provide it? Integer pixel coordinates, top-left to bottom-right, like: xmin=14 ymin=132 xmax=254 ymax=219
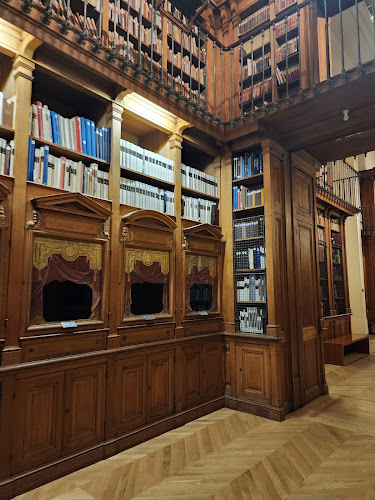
xmin=33 ymin=237 xmax=102 ymax=271
xmin=125 ymin=249 xmax=169 ymax=275
xmin=186 ymin=254 xmax=217 ymax=278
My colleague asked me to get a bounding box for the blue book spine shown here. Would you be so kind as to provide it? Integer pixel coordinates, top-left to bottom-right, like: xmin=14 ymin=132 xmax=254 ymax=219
xmin=84 ymin=119 xmax=91 ymax=156
xmin=108 ymin=126 xmax=111 ymax=162
xmin=27 ymin=138 xmax=35 ymax=181
xmin=55 ymin=114 xmax=61 ymax=146
xmin=96 ymin=129 xmax=100 ymax=160
xmin=80 ymin=117 xmax=87 ymax=155
xmin=90 ymin=121 xmax=96 ymax=158
xmin=241 ymin=157 xmax=245 ymax=178
xmin=42 ymin=145 xmax=49 ymax=185
xmin=104 ymin=127 xmax=108 ymax=162
xmin=50 ymin=111 xmax=57 ymax=144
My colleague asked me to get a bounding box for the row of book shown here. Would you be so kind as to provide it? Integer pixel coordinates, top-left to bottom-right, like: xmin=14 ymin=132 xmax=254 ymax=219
xmin=234 ymin=217 xmax=264 ymax=240
xmin=275 ymin=0 xmax=297 ymax=13
xmin=120 ymin=140 xmax=174 ymax=183
xmin=126 ymin=0 xmax=162 ymax=27
xmin=165 ymin=75 xmax=205 ymax=105
xmin=238 ymin=5 xmax=270 ymax=37
xmin=331 ymin=232 xmax=342 ymax=246
xmin=181 ymin=164 xmax=218 ymax=197
xmin=236 ymin=275 xmax=267 ymax=302
xmin=70 ymin=11 xmax=98 ymax=38
xmin=120 ymin=177 xmax=174 ymax=215
xmin=317 ymin=210 xmax=325 ymax=227
xmin=237 ymin=306 xmax=266 ymax=334
xmin=241 ymin=78 xmax=272 ymax=104
xmin=233 ymin=186 xmax=264 ymax=210
xmin=166 ymin=23 xmax=206 ymax=62
xmin=318 ymin=243 xmax=326 ymax=263
xmin=181 ymin=196 xmax=217 ymax=225
xmin=0 ymin=93 xmax=14 ymax=128
xmin=0 ymin=139 xmax=14 ymax=176
xmin=276 ymin=37 xmax=298 ymax=63
xmin=275 ymin=12 xmax=298 ymax=37
xmin=27 ymin=139 xmax=109 ymax=199
xmin=165 ymin=1 xmax=201 ymax=35
xmin=167 ymin=50 xmax=206 ymax=83
xmin=30 ymin=101 xmax=111 ymax=162
xmin=234 ymin=246 xmax=266 ymax=270
xmin=244 ymin=55 xmax=270 ymax=79
xmin=317 ymin=227 xmax=325 ymax=242
xmin=233 ymin=152 xmax=263 ymax=179
xmin=275 ymin=65 xmax=299 ymax=85
xmin=332 ymin=248 xmax=342 ymax=264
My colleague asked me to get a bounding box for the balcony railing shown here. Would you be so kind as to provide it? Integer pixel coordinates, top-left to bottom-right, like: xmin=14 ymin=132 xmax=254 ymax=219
xmin=1 ymin=0 xmax=375 ymax=128
xmin=316 ymin=160 xmax=361 ymax=211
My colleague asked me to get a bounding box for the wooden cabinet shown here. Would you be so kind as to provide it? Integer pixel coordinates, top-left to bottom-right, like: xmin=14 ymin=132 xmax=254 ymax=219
xmin=14 ymin=373 xmax=64 ymax=472
xmin=147 ymin=350 xmax=175 ymax=421
xmin=114 ymin=356 xmax=147 ymax=434
xmin=236 ymin=342 xmax=271 ymax=404
xmin=63 ymin=364 xmax=106 ymax=454
xmin=177 ymin=340 xmax=223 ymax=411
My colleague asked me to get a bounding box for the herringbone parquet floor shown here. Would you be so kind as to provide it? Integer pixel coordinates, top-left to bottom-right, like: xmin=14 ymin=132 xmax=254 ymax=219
xmin=16 ymin=338 xmax=375 ymax=499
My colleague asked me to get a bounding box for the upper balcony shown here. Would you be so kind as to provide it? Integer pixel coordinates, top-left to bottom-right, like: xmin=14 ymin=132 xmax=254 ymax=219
xmin=0 ymin=0 xmax=374 ymax=161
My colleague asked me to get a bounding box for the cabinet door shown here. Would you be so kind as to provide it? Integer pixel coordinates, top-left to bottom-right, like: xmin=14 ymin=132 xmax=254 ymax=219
xmin=114 ymin=355 xmax=147 ymax=435
xmin=63 ymin=364 xmax=106 ymax=454
xmin=15 ymin=373 xmax=64 ymax=472
xmin=236 ymin=343 xmax=271 ymax=404
xmin=178 ymin=344 xmax=203 ymax=411
xmin=203 ymin=341 xmax=223 ymax=400
xmin=147 ymin=350 xmax=175 ymax=422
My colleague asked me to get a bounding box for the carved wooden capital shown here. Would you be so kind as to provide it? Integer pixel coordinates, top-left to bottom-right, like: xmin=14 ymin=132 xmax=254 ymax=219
xmin=261 ymin=138 xmax=284 ymax=160
xmin=169 ymin=133 xmax=183 ymax=150
xmin=107 ymin=102 xmax=123 ymax=123
xmin=12 ymin=55 xmax=35 ymax=81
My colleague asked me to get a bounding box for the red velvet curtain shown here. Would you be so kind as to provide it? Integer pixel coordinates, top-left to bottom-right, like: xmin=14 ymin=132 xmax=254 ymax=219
xmin=31 ymin=254 xmax=102 ymax=324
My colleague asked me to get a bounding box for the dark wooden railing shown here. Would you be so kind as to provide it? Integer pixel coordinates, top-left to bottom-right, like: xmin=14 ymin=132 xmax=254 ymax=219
xmin=316 ymin=160 xmax=361 ymax=211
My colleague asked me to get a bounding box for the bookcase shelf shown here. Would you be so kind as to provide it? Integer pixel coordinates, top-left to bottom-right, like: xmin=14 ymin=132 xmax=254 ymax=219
xmin=181 ymin=186 xmax=218 ymax=201
xmin=243 ymin=66 xmax=271 ymax=86
xmin=241 ymin=42 xmax=271 ymax=63
xmin=108 ymin=20 xmax=162 ymax=61
xmin=236 ymin=268 xmax=265 ymax=273
xmin=0 ymin=124 xmax=15 ymax=141
xmin=118 ymin=0 xmax=162 ymax=32
xmin=276 ymin=25 xmax=299 ymax=44
xmin=26 ymin=180 xmax=111 ymax=205
xmin=233 ymin=173 xmax=263 ymax=187
xmin=31 ymin=136 xmax=110 ymax=170
xmin=233 ymin=205 xmax=264 ymax=217
xmin=120 ymin=166 xmax=175 ymax=190
xmin=166 ymin=62 xmax=206 ymax=91
xmin=167 ymin=36 xmax=206 ymax=67
xmin=276 ymin=51 xmax=299 ymax=69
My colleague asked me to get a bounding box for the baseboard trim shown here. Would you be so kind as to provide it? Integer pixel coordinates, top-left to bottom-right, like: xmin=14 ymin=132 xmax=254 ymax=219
xmin=0 ymin=397 xmax=225 ymax=500
xmin=224 ymin=396 xmax=287 ymax=422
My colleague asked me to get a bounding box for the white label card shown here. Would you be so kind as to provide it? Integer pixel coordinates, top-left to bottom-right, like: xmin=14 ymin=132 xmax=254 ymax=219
xmin=61 ymin=321 xmax=77 ymax=328
xmin=199 ymin=311 xmax=208 ymax=316
xmin=144 ymin=315 xmax=155 ymax=321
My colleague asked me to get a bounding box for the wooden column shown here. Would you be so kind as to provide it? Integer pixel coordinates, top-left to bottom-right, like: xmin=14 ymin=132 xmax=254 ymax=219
xmin=2 ymin=55 xmax=35 ymax=366
xmin=220 ymin=151 xmax=235 ymax=333
xmin=107 ymin=101 xmax=123 ymax=348
xmin=169 ymin=132 xmax=183 ymax=336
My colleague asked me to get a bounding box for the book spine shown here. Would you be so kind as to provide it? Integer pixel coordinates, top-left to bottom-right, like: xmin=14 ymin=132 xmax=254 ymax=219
xmin=75 ymin=116 xmax=83 ymax=152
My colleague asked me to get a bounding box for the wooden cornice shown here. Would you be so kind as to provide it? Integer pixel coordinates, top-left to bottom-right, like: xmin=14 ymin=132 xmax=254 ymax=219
xmin=316 ymin=188 xmax=359 ymax=217
xmin=0 ymin=182 xmax=11 ymax=202
xmin=183 ymin=223 xmax=223 ymax=240
xmin=31 ymin=192 xmax=112 ymax=220
xmin=122 ymin=210 xmax=177 ymax=231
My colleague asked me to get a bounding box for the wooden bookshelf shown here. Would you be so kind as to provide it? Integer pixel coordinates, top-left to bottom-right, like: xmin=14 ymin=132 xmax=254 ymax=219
xmin=120 ymin=166 xmax=175 ymax=190
xmin=0 ymin=124 xmax=15 ymax=140
xmin=233 ymin=173 xmax=263 ymax=187
xmin=181 ymin=185 xmax=218 ymax=201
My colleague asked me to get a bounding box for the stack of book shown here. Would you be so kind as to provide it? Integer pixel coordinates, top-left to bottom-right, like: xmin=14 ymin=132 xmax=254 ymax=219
xmin=120 ymin=140 xmax=174 ymax=183
xmin=237 ymin=6 xmax=270 ymax=37
xmin=275 ymin=0 xmax=297 ymax=13
xmin=27 ymin=138 xmax=108 ymax=198
xmin=233 ymin=152 xmax=263 ymax=179
xmin=244 ymin=55 xmax=270 ymax=79
xmin=0 ymin=93 xmax=14 ymax=128
xmin=275 ymin=65 xmax=299 ymax=85
xmin=234 ymin=246 xmax=266 ymax=270
xmin=0 ymin=139 xmax=14 ymax=176
xmin=236 ymin=274 xmax=267 ymax=302
xmin=181 ymin=196 xmax=217 ymax=224
xmin=241 ymin=78 xmax=272 ymax=104
xmin=120 ymin=177 xmax=174 ymax=215
xmin=181 ymin=164 xmax=218 ymax=197
xmin=238 ymin=306 xmax=266 ymax=334
xmin=275 ymin=12 xmax=298 ymax=37
xmin=276 ymin=37 xmax=298 ymax=63
xmin=30 ymin=101 xmax=111 ymax=162
xmin=233 ymin=186 xmax=264 ymax=209
xmin=234 ymin=217 xmax=264 ymax=239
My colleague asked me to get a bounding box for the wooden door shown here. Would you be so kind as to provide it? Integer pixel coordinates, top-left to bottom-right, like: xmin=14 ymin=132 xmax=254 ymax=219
xmin=236 ymin=342 xmax=271 ymax=404
xmin=114 ymin=355 xmax=147 ymax=435
xmin=14 ymin=373 xmax=64 ymax=472
xmin=202 ymin=341 xmax=223 ymax=400
xmin=63 ymin=364 xmax=106 ymax=454
xmin=147 ymin=350 xmax=175 ymax=422
xmin=177 ymin=344 xmax=203 ymax=411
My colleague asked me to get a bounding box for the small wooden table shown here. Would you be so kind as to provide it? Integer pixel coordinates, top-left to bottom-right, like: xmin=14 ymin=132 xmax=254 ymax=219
xmin=323 ymin=334 xmax=370 ymax=366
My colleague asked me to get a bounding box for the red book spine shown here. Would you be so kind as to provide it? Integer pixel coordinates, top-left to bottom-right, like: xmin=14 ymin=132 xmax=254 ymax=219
xmin=4 ymin=145 xmax=10 ymax=176
xmin=74 ymin=116 xmax=82 ymax=153
xmin=60 ymin=157 xmax=66 ymax=189
xmin=35 ymin=101 xmax=44 ymax=138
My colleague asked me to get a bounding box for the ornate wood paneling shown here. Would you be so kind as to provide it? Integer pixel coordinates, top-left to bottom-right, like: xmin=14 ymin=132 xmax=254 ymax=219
xmin=14 ymin=373 xmax=64 ymax=472
xmin=203 ymin=341 xmax=223 ymax=399
xmin=177 ymin=344 xmax=202 ymax=411
xmin=114 ymin=356 xmax=147 ymax=435
xmin=236 ymin=342 xmax=271 ymax=404
xmin=63 ymin=365 xmax=106 ymax=454
xmin=147 ymin=350 xmax=175 ymax=421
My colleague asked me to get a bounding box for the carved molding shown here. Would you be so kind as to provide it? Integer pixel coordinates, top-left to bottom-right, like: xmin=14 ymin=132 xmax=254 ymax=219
xmin=26 ymin=210 xmax=42 ymax=230
xmin=33 ymin=237 xmax=102 ymax=271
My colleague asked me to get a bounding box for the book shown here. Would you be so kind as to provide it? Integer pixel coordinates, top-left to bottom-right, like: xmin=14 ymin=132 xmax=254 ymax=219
xmin=120 ymin=176 xmax=174 ymax=215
